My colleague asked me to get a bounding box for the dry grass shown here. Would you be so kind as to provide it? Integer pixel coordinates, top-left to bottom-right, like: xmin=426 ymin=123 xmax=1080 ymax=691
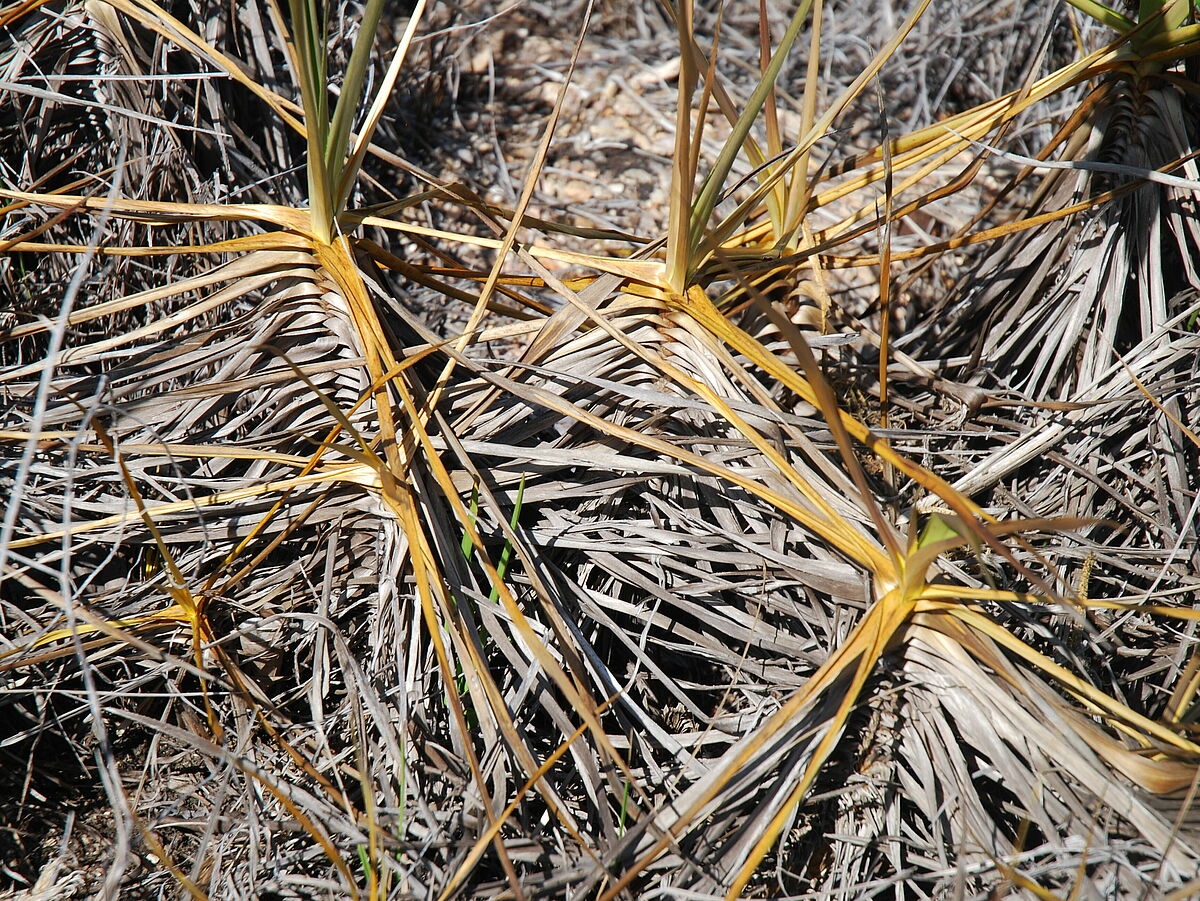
xmin=2 ymin=1 xmax=1200 ymax=899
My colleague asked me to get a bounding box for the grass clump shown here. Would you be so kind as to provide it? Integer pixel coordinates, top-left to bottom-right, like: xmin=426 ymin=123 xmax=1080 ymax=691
xmin=2 ymin=1 xmax=1199 ymax=899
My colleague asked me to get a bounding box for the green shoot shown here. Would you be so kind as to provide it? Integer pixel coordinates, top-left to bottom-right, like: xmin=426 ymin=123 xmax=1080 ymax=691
xmin=283 ymin=0 xmax=427 ymax=242
xmin=490 ymin=476 xmax=526 ymax=603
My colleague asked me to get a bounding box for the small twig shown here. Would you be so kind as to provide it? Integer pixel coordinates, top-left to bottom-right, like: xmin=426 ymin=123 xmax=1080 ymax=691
xmin=946 ymin=124 xmax=1200 ymax=193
